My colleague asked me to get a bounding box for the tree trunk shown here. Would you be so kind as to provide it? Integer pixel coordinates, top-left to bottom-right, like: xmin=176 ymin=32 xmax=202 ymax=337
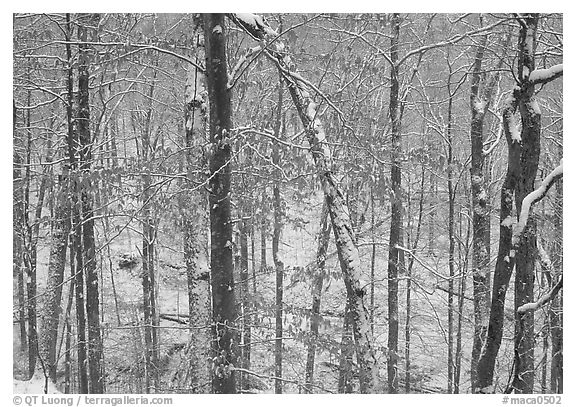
xmin=338 ymin=302 xmax=354 ymax=393
xmin=204 ymin=14 xmax=237 ymax=394
xmin=475 ymin=86 xmax=522 ymax=395
xmin=446 ymin=72 xmax=455 ymax=395
xmin=477 ymin=14 xmax=556 ymax=393
xmin=140 ymin=59 xmax=160 ymax=394
xmin=550 ymin=180 xmax=562 ymax=393
xmin=304 ymin=200 xmax=331 ymax=393
xmin=273 ymin=183 xmax=284 ymax=394
xmin=387 ymin=13 xmax=403 ymax=394
xmin=469 ymin=32 xmax=493 ymax=390
xmin=183 ymin=16 xmax=210 ymax=392
xmin=510 ymin=15 xmax=541 ymax=394
xmin=39 ymin=175 xmax=71 ymax=382
xmin=13 ymin=101 xmax=27 ymax=353
xmin=405 ymin=165 xmax=426 ymax=393
xmin=77 ymin=13 xmax=104 ymax=393
xmin=260 ymin=188 xmax=268 ymax=274
xmin=240 ymin=219 xmax=251 ymax=391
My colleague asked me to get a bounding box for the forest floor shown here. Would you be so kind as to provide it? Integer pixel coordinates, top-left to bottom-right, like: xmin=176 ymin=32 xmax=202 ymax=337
xmin=13 ymin=195 xmax=527 ymax=394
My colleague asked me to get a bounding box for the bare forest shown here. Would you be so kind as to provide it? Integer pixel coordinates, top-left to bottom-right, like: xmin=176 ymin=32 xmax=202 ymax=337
xmin=12 ymin=13 xmax=563 ymax=395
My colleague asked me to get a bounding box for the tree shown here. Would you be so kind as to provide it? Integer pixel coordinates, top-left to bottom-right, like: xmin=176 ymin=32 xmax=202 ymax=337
xmin=476 ymin=13 xmax=563 ymax=393
xmin=203 ymin=13 xmax=238 ymax=394
xmin=304 ymin=200 xmax=331 ymax=392
xmin=231 ymin=13 xmax=380 ymax=393
xmin=469 ymin=19 xmax=506 ymax=389
xmin=183 ymin=15 xmax=210 ymax=392
xmin=386 ymin=13 xmax=403 ymax=393
xmin=77 ymin=13 xmax=105 ymax=393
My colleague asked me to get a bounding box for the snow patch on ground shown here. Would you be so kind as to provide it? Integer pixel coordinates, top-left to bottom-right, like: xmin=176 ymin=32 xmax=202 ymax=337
xmin=13 ymin=375 xmax=60 ymax=394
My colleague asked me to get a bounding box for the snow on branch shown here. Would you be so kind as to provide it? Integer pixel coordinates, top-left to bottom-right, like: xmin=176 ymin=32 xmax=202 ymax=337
xmin=511 ymin=159 xmax=563 ymax=250
xmin=517 ymin=275 xmax=563 ymax=314
xmin=227 ymin=45 xmax=262 ymax=90
xmin=228 ymin=13 xmax=333 ymax=169
xmin=529 ymin=63 xmax=563 ymax=85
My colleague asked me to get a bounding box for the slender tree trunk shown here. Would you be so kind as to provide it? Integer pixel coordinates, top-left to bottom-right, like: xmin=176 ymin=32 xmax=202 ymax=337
xmin=387 ymin=13 xmax=403 ymax=394
xmin=39 ymin=175 xmax=71 ymax=382
xmin=240 ymin=219 xmax=251 ymax=391
xmin=369 ymin=189 xmax=376 ymax=335
xmin=140 ymin=60 xmax=160 ymax=393
xmin=550 ymin=180 xmax=562 ymax=393
xmin=428 ymin=173 xmax=436 ymax=255
xmin=13 ymin=102 xmax=27 ymax=352
xmin=270 ymin=77 xmax=285 ymax=394
xmin=469 ymin=35 xmax=493 ymax=390
xmin=338 ymin=302 xmax=354 ymax=393
xmin=475 ymin=89 xmax=522 ymax=394
xmin=304 ymin=200 xmax=331 ymax=393
xmin=204 ymin=14 xmax=237 ymax=394
xmin=63 ymin=13 xmax=88 ymax=393
xmin=405 ymin=165 xmax=426 ymax=393
xmin=78 ymin=13 xmax=104 ymax=393
xmin=447 ymin=79 xmax=455 ymax=395
xmin=260 ymin=188 xmax=268 ymax=274
xmin=454 ymin=209 xmax=470 ymax=393
xmin=272 ymin=184 xmax=284 ymax=394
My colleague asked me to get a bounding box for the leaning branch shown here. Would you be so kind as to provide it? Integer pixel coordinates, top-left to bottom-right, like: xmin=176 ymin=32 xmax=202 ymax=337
xmin=517 ymin=275 xmax=563 ymax=314
xmin=511 ymin=159 xmax=563 ymax=250
xmin=529 ymin=63 xmax=563 ymax=85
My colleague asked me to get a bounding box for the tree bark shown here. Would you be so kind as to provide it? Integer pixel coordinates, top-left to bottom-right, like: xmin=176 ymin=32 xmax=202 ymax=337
xmin=476 ymin=14 xmax=560 ymax=393
xmin=13 ymin=101 xmax=27 ymax=353
xmin=304 ymin=200 xmax=331 ymax=393
xmin=39 ymin=175 xmax=71 ymax=382
xmin=510 ymin=15 xmax=540 ymax=394
xmin=183 ymin=16 xmax=210 ymax=392
xmin=550 ymin=180 xmax=562 ymax=393
xmin=338 ymin=302 xmax=354 ymax=393
xmin=387 ymin=13 xmax=403 ymax=394
xmin=239 ymin=218 xmax=251 ymax=391
xmin=77 ymin=13 xmax=104 ymax=393
xmin=273 ymin=183 xmax=284 ymax=394
xmin=469 ymin=30 xmax=493 ymax=391
xmin=204 ymin=13 xmax=238 ymax=394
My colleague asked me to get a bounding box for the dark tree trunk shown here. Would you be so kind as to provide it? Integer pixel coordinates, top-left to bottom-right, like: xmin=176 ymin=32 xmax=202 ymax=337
xmin=405 ymin=165 xmax=426 ymax=393
xmin=387 ymin=13 xmax=402 ymax=394
xmin=304 ymin=200 xmax=331 ymax=392
xmin=469 ymin=31 xmax=493 ymax=390
xmin=140 ymin=59 xmax=160 ymax=393
xmin=13 ymin=102 xmax=27 ymax=353
xmin=510 ymin=15 xmax=541 ymax=394
xmin=446 ymin=71 xmax=455 ymax=395
xmin=77 ymin=13 xmax=104 ymax=393
xmin=260 ymin=188 xmax=268 ymax=274
xmin=204 ymin=13 xmax=237 ymax=394
xmin=475 ymin=90 xmax=522 ymax=394
xmin=477 ymin=14 xmax=554 ymax=394
xmin=550 ymin=180 xmax=562 ymax=393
